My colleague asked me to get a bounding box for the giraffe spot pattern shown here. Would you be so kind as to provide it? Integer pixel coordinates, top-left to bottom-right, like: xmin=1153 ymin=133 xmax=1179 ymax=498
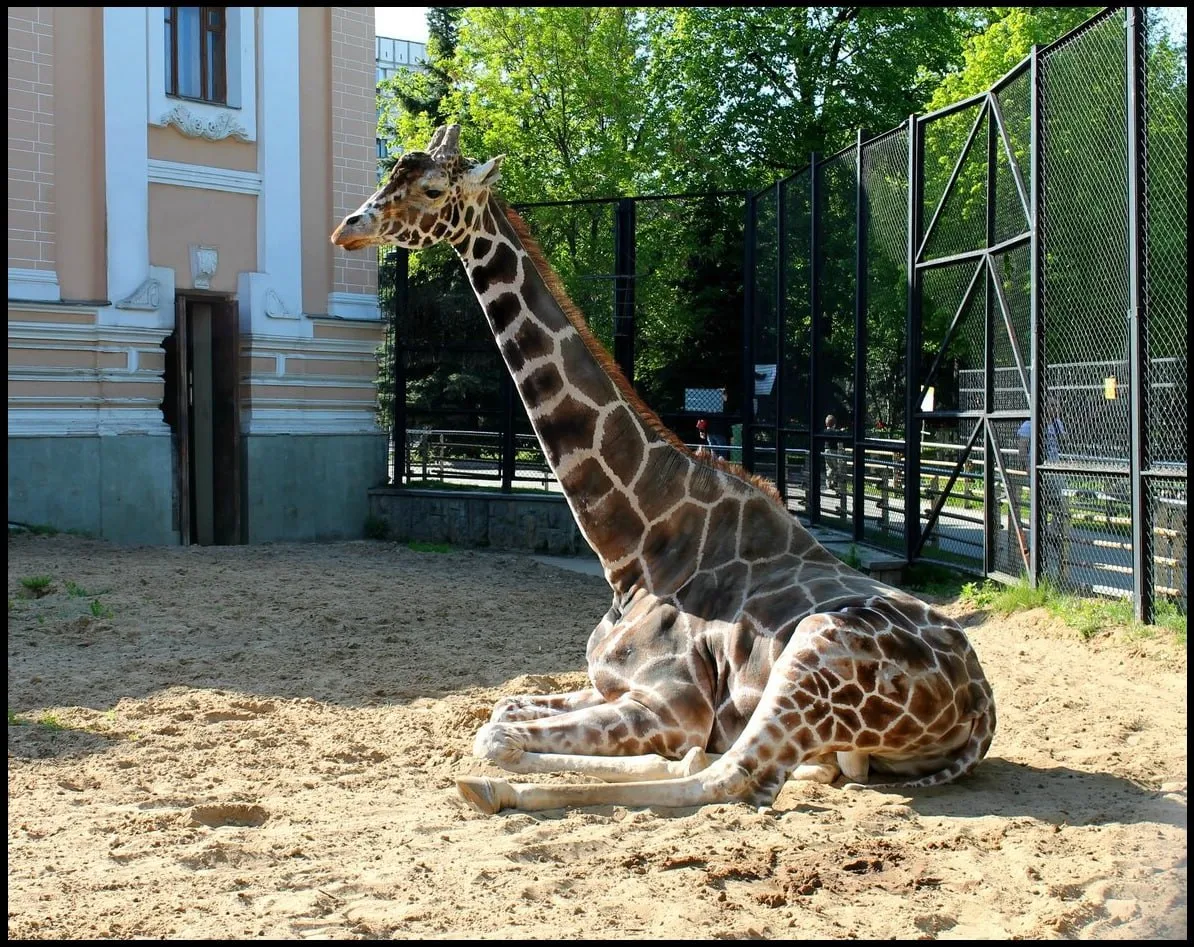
xmin=559 ymin=334 xmax=618 ymax=406
xmin=601 ymin=405 xmax=645 ymax=485
xmin=560 ymin=457 xmax=614 ymax=508
xmin=486 ymin=292 xmax=523 ymax=335
xmin=534 ymin=396 xmax=598 ymax=466
xmin=471 ymin=241 xmax=518 ymax=295
xmin=642 ymin=503 xmax=705 ymax=594
xmin=698 ymin=499 xmax=742 ymax=571
xmin=518 ymin=362 xmax=565 ymax=405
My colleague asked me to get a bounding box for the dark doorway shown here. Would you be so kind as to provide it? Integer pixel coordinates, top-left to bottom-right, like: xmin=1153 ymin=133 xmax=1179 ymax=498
xmin=161 ymin=294 xmax=242 ymax=545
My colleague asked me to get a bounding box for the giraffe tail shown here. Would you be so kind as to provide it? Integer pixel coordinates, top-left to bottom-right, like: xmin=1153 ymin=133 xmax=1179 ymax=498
xmin=851 ymin=693 xmax=997 ymax=792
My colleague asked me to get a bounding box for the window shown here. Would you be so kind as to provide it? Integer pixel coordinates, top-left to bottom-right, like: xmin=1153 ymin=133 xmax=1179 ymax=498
xmin=164 ymin=7 xmax=227 ymax=105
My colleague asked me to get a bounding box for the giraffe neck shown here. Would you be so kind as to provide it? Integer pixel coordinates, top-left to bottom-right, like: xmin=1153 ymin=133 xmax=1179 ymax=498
xmin=454 ymin=198 xmax=705 ymax=592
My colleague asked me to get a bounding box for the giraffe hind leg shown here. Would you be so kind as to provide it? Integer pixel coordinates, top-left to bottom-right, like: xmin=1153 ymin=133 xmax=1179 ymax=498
xmin=791 ymin=754 xmax=840 ymax=784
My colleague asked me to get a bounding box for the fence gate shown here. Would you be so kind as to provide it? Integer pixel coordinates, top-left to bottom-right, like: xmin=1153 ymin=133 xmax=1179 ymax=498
xmin=911 ymin=64 xmax=1035 ymax=581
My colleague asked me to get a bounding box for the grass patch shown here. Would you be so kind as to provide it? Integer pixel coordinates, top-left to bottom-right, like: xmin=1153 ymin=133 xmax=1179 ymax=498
xmin=9 ymin=709 xmax=25 ymax=726
xmin=89 ymin=599 xmax=114 ymax=620
xmin=961 ymin=576 xmax=1187 ymax=643
xmin=407 ymin=541 xmax=453 ymax=554
xmin=834 ymin=545 xmax=863 ymax=570
xmin=19 ymin=575 xmax=53 ymax=598
xmin=363 ymin=513 xmax=390 ymax=540
xmin=903 ymin=562 xmax=970 ymax=598
xmin=35 ymin=713 xmax=67 ymax=732
xmin=64 ymin=580 xmax=106 ymax=599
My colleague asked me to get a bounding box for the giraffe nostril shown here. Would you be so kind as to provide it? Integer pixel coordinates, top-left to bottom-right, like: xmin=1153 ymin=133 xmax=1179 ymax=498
xmin=345 ymin=213 xmax=364 ymax=227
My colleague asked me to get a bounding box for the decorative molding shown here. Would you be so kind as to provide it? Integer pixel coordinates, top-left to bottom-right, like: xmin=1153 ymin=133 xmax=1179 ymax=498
xmin=264 ymin=288 xmax=299 ymax=320
xmin=240 ymin=408 xmax=384 ymax=436
xmin=146 ymin=7 xmax=257 ymax=142
xmin=238 ymin=271 xmax=309 ymax=338
xmin=8 ymin=407 xmax=172 ymax=438
xmin=8 ymin=321 xmax=170 ymax=346
xmin=114 ymin=276 xmax=161 ymax=311
xmin=147 ymin=158 xmax=262 ymax=195
xmin=158 ymin=104 xmax=251 ymax=143
xmin=249 ymin=376 xmax=377 ymax=391
xmin=7 ymin=268 xmax=61 ymax=302
xmin=327 ymin=292 xmax=382 ymax=322
xmin=190 ymin=246 xmax=219 ymax=290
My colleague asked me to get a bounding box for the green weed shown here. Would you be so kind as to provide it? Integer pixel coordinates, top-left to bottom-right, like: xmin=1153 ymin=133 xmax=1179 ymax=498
xmin=363 ymin=513 xmax=391 ymax=540
xmin=20 ymin=575 xmax=53 ymax=598
xmin=89 ymin=599 xmax=114 ymax=620
xmin=962 ymin=576 xmax=1186 ymax=643
xmin=407 ymin=541 xmax=452 ymax=554
xmin=36 ymin=714 xmax=67 ymax=731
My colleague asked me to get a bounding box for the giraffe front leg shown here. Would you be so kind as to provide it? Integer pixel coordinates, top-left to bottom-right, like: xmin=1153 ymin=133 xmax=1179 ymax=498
xmin=488 ymin=687 xmax=604 ymax=724
xmin=471 ymin=695 xmax=709 ymax=772
xmin=490 ymin=746 xmax=718 ymax=782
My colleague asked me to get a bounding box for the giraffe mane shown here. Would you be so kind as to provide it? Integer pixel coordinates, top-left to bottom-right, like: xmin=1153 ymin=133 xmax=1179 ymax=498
xmin=500 ymin=201 xmax=784 ymax=508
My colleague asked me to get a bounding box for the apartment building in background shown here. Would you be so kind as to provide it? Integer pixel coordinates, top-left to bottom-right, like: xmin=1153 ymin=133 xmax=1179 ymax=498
xmin=374 ymin=33 xmax=427 ymax=166
xmin=8 ymin=7 xmax=387 ymax=545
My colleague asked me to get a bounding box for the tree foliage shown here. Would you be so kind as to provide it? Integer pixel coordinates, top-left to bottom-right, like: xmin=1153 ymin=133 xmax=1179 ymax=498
xmin=373 ymin=6 xmax=1185 ymax=455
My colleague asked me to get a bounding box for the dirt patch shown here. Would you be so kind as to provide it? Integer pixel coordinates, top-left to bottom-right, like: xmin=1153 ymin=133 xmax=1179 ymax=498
xmin=7 ymin=534 xmax=1187 ymax=939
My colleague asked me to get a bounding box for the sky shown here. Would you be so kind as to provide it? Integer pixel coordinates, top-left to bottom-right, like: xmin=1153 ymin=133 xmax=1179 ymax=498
xmin=375 ymin=7 xmax=430 ymax=43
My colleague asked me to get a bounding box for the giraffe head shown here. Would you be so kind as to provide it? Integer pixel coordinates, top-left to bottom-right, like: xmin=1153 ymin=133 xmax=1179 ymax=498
xmin=330 ymin=124 xmax=503 ymax=252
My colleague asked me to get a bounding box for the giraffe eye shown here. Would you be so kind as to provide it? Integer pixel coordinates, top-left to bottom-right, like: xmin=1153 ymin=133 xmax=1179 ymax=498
xmin=424 ymin=188 xmax=445 ymax=199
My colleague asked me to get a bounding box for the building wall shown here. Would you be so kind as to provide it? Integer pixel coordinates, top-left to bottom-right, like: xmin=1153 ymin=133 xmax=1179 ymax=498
xmin=52 ymin=6 xmax=105 ymax=302
xmin=8 ymin=6 xmax=387 ymax=545
xmin=299 ymin=7 xmax=333 ymax=317
xmin=8 ymin=7 xmax=57 ymax=291
xmin=330 ymin=7 xmax=379 ymax=317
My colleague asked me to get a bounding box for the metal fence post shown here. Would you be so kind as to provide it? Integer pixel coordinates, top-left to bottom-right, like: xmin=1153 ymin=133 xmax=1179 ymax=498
xmin=613 ymin=197 xmax=637 ymax=387
xmin=741 ymin=195 xmax=757 ymax=473
xmin=500 ymin=373 xmax=516 ymax=492
xmin=775 ymin=183 xmax=788 ymax=501
xmin=904 ymin=117 xmax=924 ymax=562
xmin=392 ymin=247 xmax=409 ymax=485
xmin=1125 ymin=8 xmax=1152 ymax=623
xmin=1028 ymin=45 xmax=1042 ymax=588
xmin=808 ymin=153 xmax=822 ymax=524
xmin=853 ymin=129 xmax=868 ymax=542
xmin=983 ymin=97 xmax=997 ymax=575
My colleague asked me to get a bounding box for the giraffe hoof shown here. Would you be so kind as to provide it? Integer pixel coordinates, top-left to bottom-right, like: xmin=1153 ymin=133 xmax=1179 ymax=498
xmin=675 ymin=747 xmax=710 ymax=776
xmin=473 ymin=723 xmax=524 ymax=765
xmin=457 ymin=776 xmax=504 ymax=814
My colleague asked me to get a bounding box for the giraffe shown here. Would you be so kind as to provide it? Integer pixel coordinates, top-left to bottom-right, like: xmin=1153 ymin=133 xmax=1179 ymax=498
xmin=332 ymin=125 xmax=996 ymax=814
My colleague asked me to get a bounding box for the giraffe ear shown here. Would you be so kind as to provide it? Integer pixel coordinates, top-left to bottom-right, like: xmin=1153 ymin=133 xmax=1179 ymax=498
xmin=467 ymin=156 xmax=503 ymax=188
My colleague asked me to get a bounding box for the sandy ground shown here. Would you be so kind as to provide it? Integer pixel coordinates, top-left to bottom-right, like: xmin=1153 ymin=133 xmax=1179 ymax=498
xmin=7 ymin=533 xmax=1187 ymax=940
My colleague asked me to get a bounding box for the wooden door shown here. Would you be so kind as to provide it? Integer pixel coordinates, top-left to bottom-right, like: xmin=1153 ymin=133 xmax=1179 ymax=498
xmin=173 ymin=295 xmax=191 ymax=546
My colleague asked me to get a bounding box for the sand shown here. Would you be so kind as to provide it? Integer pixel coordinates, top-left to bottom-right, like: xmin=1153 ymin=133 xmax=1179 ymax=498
xmin=7 ymin=533 xmax=1187 ymax=940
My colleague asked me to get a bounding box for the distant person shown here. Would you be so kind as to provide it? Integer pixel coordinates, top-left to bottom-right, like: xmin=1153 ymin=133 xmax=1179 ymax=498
xmin=1015 ymin=394 xmax=1070 ymax=578
xmin=823 ymin=414 xmax=849 ymax=497
xmin=695 ymin=418 xmax=714 ymax=460
xmin=695 ymin=418 xmax=729 ymax=461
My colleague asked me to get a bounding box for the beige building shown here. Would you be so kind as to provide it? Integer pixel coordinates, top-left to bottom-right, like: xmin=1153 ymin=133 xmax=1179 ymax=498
xmin=8 ymin=7 xmax=387 ymax=544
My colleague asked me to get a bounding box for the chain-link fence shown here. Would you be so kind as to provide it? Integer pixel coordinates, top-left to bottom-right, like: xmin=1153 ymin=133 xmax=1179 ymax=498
xmin=743 ymin=7 xmax=1186 ymax=622
xmin=378 ymin=192 xmax=748 ymax=493
xmin=376 ymin=7 xmax=1184 ymax=623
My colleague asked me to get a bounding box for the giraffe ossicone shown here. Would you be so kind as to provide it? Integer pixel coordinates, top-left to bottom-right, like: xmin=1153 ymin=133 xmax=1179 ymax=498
xmin=332 ymin=125 xmax=996 ymax=815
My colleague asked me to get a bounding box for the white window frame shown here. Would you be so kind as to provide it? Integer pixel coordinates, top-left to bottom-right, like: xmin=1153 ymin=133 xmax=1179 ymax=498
xmin=146 ymin=6 xmax=257 ymax=142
